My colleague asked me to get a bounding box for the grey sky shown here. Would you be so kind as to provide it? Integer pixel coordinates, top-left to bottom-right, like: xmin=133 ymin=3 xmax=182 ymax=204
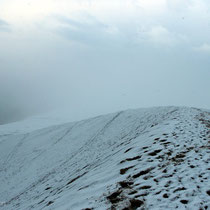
xmin=0 ymin=19 xmax=10 ymax=32
xmin=0 ymin=0 xmax=210 ymax=124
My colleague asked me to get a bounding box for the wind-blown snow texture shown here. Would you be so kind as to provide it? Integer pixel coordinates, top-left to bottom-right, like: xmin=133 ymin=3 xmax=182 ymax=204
xmin=0 ymin=107 xmax=209 ymax=210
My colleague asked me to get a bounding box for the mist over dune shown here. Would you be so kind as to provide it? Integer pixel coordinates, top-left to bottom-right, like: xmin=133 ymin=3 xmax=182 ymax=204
xmin=0 ymin=0 xmax=210 ymax=124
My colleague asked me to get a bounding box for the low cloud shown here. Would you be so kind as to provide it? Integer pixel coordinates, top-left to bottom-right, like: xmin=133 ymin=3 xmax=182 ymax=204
xmin=0 ymin=19 xmax=8 ymax=25
xmin=194 ymin=43 xmax=210 ymax=53
xmin=0 ymin=19 xmax=10 ymax=32
xmin=0 ymin=1 xmax=210 ymax=124
xmin=55 ymin=15 xmax=121 ymax=47
xmin=146 ymin=25 xmax=174 ymax=45
xmin=137 ymin=25 xmax=187 ymax=47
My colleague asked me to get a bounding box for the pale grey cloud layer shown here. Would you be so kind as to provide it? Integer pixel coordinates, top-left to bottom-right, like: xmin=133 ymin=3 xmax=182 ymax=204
xmin=55 ymin=15 xmax=117 ymax=46
xmin=0 ymin=19 xmax=7 ymax=25
xmin=0 ymin=19 xmax=10 ymax=32
xmin=0 ymin=0 xmax=210 ymax=124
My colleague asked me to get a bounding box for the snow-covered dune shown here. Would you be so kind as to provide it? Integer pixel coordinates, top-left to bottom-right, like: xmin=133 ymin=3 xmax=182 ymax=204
xmin=0 ymin=107 xmax=209 ymax=210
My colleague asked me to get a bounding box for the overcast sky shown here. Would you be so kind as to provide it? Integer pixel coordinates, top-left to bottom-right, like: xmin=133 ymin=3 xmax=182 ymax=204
xmin=0 ymin=0 xmax=210 ymax=124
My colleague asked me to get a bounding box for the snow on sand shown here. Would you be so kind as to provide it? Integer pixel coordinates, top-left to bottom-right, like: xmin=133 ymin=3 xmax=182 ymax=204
xmin=0 ymin=107 xmax=209 ymax=209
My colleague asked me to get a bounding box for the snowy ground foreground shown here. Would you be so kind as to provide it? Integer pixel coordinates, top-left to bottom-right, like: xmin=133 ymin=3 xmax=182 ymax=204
xmin=0 ymin=106 xmax=209 ymax=210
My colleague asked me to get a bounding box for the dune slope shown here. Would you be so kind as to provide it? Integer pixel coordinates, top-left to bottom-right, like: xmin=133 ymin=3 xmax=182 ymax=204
xmin=0 ymin=107 xmax=209 ymax=209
